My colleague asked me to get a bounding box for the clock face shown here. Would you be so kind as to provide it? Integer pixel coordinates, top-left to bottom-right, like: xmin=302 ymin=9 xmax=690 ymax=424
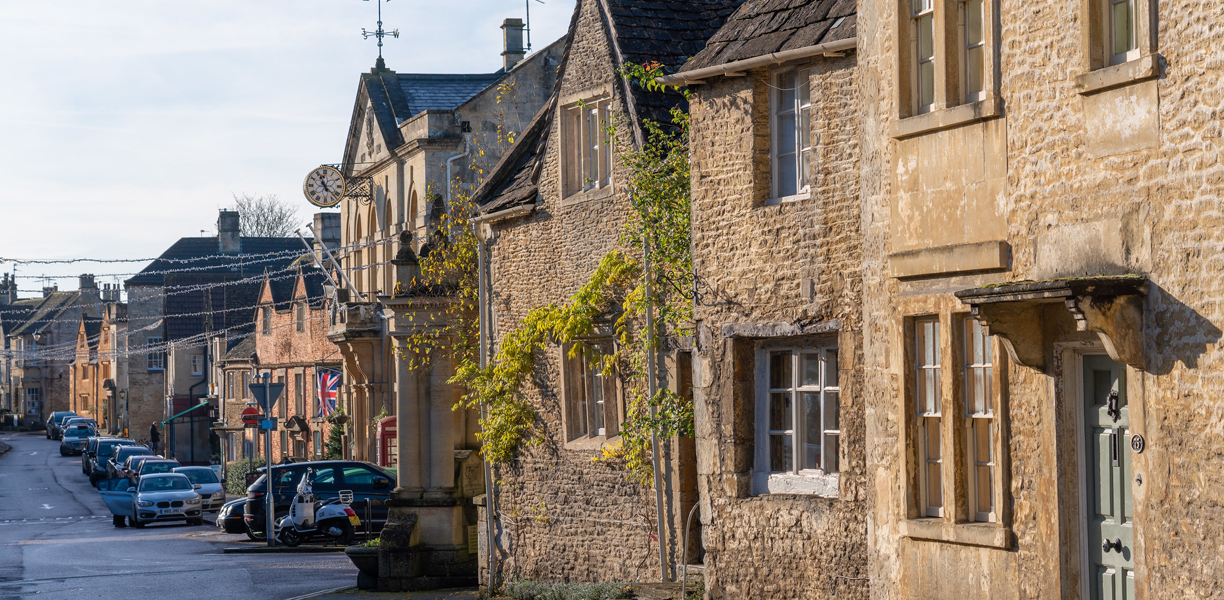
xmin=303 ymin=165 xmax=346 ymax=208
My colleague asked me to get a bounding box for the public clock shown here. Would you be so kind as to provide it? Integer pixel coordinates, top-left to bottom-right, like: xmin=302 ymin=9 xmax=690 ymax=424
xmin=303 ymin=165 xmax=346 ymax=208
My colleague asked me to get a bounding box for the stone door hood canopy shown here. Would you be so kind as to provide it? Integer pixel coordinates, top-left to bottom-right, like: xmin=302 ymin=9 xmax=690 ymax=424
xmin=954 ymin=275 xmax=1148 ymax=369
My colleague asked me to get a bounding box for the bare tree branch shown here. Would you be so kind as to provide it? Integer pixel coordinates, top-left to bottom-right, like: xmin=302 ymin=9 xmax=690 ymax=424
xmin=231 ymin=193 xmax=300 ymax=237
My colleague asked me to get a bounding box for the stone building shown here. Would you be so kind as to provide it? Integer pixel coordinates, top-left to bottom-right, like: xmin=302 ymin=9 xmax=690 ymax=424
xmin=249 ymin=268 xmax=342 ymax=460
xmin=469 ymin=0 xmax=740 ymax=586
xmin=214 ymin=334 xmax=257 ymax=465
xmin=328 ymin=20 xmax=565 ymax=464
xmin=124 ymin=210 xmax=312 ymax=459
xmin=0 ymin=275 xmax=39 ymax=417
xmin=5 ymin=276 xmax=103 ymax=424
xmin=854 ymin=0 xmax=1224 ymax=595
xmin=653 ymin=1 xmax=865 ymax=597
xmin=68 ymin=317 xmax=105 ymax=424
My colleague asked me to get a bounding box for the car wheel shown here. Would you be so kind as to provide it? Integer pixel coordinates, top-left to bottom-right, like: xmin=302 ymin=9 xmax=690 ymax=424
xmin=128 ymin=516 xmax=144 ymax=528
xmin=113 ymin=515 xmax=127 ymax=528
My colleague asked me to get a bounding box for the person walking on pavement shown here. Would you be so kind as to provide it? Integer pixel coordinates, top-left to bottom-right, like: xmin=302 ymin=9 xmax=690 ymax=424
xmin=149 ymin=422 xmax=160 ymax=454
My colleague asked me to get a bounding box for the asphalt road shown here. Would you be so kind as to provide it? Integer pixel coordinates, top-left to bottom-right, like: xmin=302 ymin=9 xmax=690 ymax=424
xmin=0 ymin=432 xmax=358 ymax=600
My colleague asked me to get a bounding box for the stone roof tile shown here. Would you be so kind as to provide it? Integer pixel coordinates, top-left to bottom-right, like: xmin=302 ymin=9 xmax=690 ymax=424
xmin=679 ymin=0 xmax=856 ymax=73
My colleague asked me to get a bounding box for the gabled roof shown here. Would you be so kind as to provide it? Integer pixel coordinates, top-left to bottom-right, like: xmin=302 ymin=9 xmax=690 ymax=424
xmin=9 ymin=292 xmax=79 ymax=337
xmin=677 ymin=0 xmax=856 ymax=74
xmin=259 ymin=267 xmax=329 ymax=312
xmin=124 ymin=237 xmax=311 ymax=287
xmin=0 ymin=298 xmax=40 ymax=341
xmin=81 ymin=317 xmax=103 ymax=350
xmin=400 ymin=73 xmax=505 ymax=116
xmin=222 ymin=334 xmax=256 ymax=362
xmin=473 ymin=0 xmax=742 ymax=215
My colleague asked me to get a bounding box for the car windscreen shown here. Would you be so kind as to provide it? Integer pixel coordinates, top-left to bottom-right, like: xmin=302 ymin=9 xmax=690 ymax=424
xmin=179 ymin=469 xmax=219 ymax=485
xmin=142 ymin=462 xmax=178 ymax=475
xmin=139 ymin=476 xmax=191 ymax=492
xmin=97 ymin=441 xmax=133 ymax=457
xmin=64 ymin=427 xmax=92 ymax=438
xmin=55 ymin=413 xmax=77 ymax=425
xmin=114 ymin=447 xmax=147 ymax=462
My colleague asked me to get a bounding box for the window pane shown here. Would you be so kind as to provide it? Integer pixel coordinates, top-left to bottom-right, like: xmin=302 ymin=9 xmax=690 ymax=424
xmin=917 ymin=14 xmax=934 ymax=60
xmin=777 ymin=146 xmax=798 ymax=197
xmin=591 ymin=361 xmax=606 ymax=435
xmin=769 ymin=351 xmax=791 ymax=389
xmin=823 ymin=434 xmax=839 ymax=473
xmin=801 ymin=353 xmax=821 ymax=387
xmin=1112 ymin=0 xmax=1134 ymax=56
xmin=775 ymin=71 xmax=796 ymax=113
xmin=777 ymin=112 xmax=797 ymax=157
xmin=919 ymin=59 xmax=935 ymax=108
xmin=925 ymin=418 xmax=941 ymax=461
xmin=927 ymin=461 xmax=943 ymax=508
xmin=824 ymin=390 xmax=840 ymax=431
xmin=770 ymin=434 xmax=793 ymax=472
xmin=802 ymin=392 xmax=822 ymax=469
xmin=769 ymin=392 xmax=792 ymax=430
xmin=975 ymin=419 xmax=992 ymax=462
xmin=966 ymin=0 xmax=983 ymax=44
xmin=797 ymin=70 xmax=811 ymax=107
xmin=976 ymin=464 xmax=993 ymax=514
xmin=825 ymin=351 xmax=839 ymax=388
xmin=800 ymin=149 xmax=811 ymax=190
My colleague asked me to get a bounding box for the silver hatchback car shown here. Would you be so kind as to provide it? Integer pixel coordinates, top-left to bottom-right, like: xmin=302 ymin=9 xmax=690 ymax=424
xmin=173 ymin=466 xmax=225 ymax=512
xmin=128 ymin=473 xmax=203 ymax=527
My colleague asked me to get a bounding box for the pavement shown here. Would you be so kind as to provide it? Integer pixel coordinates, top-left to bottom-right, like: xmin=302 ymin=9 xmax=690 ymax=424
xmin=307 ymin=590 xmax=479 ymax=600
xmin=0 ymin=431 xmax=366 ymax=600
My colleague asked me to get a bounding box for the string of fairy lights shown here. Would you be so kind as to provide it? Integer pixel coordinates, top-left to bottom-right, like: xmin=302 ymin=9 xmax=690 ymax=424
xmin=0 ymin=233 xmax=409 ymax=367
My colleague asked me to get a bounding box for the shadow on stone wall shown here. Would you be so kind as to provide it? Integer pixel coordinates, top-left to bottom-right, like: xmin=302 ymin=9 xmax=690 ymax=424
xmin=1146 ymin=283 xmax=1222 ymax=375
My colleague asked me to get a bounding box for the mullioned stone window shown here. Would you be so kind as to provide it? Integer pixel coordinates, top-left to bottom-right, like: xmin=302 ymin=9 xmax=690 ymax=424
xmin=561 ymin=341 xmax=620 ymax=445
xmin=560 ymin=98 xmax=613 ymax=198
xmin=901 ymin=311 xmax=1011 ymax=547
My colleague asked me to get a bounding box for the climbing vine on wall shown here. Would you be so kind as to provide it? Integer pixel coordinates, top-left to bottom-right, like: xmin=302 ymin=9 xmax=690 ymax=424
xmin=454 ymin=61 xmax=696 ymax=486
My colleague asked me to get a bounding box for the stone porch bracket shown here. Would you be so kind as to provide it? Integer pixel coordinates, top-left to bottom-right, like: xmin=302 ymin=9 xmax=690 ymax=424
xmin=956 ymin=276 xmax=1149 ymax=370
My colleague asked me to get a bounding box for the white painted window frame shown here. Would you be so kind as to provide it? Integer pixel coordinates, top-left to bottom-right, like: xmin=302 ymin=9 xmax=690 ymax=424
xmin=191 ymin=354 xmax=204 ymax=376
xmin=959 ymin=0 xmax=987 ymax=103
xmin=962 ymin=316 xmax=997 ymax=523
xmin=1107 ymin=0 xmax=1140 ymax=65
xmin=561 ymin=98 xmax=614 ymax=198
xmin=561 ymin=340 xmax=618 ymax=442
xmin=915 ymin=318 xmax=943 ymax=518
xmin=753 ymin=342 xmax=840 ymax=497
xmin=768 ymin=68 xmax=813 ymax=204
xmin=912 ymin=0 xmax=937 ymax=114
xmin=147 ymin=336 xmax=165 ymax=372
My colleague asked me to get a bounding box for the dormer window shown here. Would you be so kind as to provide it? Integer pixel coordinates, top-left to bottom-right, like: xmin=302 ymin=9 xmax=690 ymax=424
xmin=562 ymin=98 xmax=613 ymax=197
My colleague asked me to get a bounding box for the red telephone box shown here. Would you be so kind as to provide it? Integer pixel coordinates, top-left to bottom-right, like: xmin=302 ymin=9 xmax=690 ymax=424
xmin=377 ymin=416 xmax=397 ymax=468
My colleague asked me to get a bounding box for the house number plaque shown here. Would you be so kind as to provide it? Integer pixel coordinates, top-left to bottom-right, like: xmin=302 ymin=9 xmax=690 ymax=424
xmin=1130 ymin=434 xmax=1145 ymax=453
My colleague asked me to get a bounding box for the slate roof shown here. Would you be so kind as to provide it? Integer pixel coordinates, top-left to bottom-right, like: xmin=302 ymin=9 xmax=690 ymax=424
xmin=262 ymin=267 xmax=329 ymax=312
xmin=81 ymin=318 xmax=103 ymax=349
xmin=357 ymin=70 xmax=504 ymax=160
xmin=473 ymin=0 xmax=742 ymax=215
xmin=222 ymin=334 xmax=256 ymax=362
xmin=163 ymin=273 xmax=263 ymax=342
xmin=125 ymin=237 xmax=311 ymax=287
xmin=0 ymin=299 xmax=40 ymax=341
xmin=9 ymin=292 xmax=79 ymax=337
xmin=678 ymin=0 xmax=856 ymax=73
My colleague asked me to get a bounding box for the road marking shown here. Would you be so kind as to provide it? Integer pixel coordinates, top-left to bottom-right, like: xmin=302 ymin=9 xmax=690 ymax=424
xmin=28 ymin=452 xmax=38 ymax=455
xmin=40 ymin=504 xmax=53 ymax=510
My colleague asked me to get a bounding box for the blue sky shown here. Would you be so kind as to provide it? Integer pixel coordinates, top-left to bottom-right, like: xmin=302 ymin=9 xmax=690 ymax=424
xmin=0 ymin=0 xmax=574 ymax=293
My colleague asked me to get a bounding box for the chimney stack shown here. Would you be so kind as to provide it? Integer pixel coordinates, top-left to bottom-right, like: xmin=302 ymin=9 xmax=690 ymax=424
xmin=218 ymin=210 xmax=241 ymax=253
xmin=502 ymin=18 xmax=526 ymax=72
xmin=0 ymin=273 xmax=15 ymax=305
xmin=42 ymin=284 xmax=58 ymax=298
xmin=79 ymin=274 xmax=96 ymax=290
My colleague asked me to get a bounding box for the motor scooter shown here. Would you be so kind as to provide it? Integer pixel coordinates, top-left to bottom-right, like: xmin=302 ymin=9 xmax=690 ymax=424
xmin=275 ymin=468 xmax=360 ymax=547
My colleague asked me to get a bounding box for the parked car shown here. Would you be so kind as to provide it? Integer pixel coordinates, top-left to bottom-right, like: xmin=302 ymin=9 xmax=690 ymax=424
xmin=122 ymin=455 xmax=165 ymax=480
xmin=62 ymin=417 xmax=97 ymax=431
xmin=127 ymin=473 xmax=204 ymax=527
xmin=82 ymin=437 xmax=102 ymax=474
xmin=175 ymin=466 xmax=225 ymax=512
xmin=134 ymin=459 xmax=181 ymax=483
xmin=107 ymin=445 xmax=153 ymax=480
xmin=88 ymin=438 xmax=136 ymax=484
xmin=216 ymin=498 xmax=248 ymax=535
xmin=59 ymin=424 xmax=95 ymax=456
xmin=46 ymin=411 xmax=77 ymax=440
xmin=243 ymin=460 xmax=395 ymax=539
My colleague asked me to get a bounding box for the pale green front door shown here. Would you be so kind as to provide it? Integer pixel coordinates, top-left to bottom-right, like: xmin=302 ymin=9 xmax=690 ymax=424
xmin=1083 ymin=355 xmax=1134 ymax=600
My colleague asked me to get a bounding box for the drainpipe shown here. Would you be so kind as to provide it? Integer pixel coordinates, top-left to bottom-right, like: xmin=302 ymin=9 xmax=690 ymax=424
xmin=473 ymin=220 xmax=499 ymax=591
xmin=635 ymin=189 xmax=670 ymax=583
xmin=444 ymin=139 xmax=470 ymax=210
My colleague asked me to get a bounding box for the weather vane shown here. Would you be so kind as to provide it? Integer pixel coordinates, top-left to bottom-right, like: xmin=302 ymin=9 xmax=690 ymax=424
xmin=362 ymin=0 xmax=399 ymax=63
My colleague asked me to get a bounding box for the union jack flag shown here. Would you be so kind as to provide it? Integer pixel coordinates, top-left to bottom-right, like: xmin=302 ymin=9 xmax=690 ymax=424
xmin=317 ymin=369 xmax=341 ymax=418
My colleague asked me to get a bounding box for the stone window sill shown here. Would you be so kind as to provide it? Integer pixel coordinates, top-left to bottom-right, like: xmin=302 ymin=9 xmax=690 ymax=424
xmin=752 ymin=471 xmax=839 ymax=498
xmin=890 ymin=96 xmax=1004 ymax=140
xmin=564 ymin=434 xmax=619 ymax=452
xmin=560 ymin=184 xmax=615 ymax=207
xmin=901 ymin=518 xmax=1012 ymax=549
xmin=763 ymin=191 xmax=810 ymax=207
xmin=1075 ymin=54 xmax=1158 ymax=96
